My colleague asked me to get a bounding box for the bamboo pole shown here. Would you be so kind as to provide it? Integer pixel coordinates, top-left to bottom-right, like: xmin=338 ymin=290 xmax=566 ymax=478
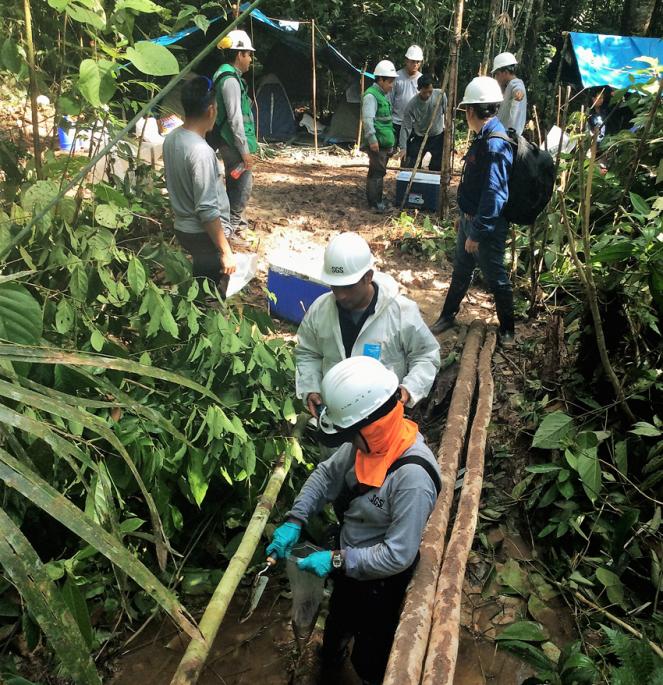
xmin=384 ymin=321 xmax=486 ymax=685
xmin=170 ymin=416 xmax=308 ymax=685
xmin=421 ymin=329 xmax=497 ymax=685
xmin=354 ymin=62 xmax=368 ymax=155
xmin=438 ymin=0 xmax=465 ymax=219
xmin=22 ymin=0 xmax=43 ymax=179
xmin=2 ymin=0 xmax=265 ymax=262
xmin=311 ymin=19 xmax=318 ymax=155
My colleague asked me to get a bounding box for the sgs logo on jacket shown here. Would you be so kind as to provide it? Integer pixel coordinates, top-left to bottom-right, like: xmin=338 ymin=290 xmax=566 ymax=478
xmin=369 ymin=493 xmax=384 ymax=509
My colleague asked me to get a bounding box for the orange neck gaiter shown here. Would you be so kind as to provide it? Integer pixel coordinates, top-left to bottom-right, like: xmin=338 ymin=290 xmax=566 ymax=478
xmin=355 ymin=402 xmax=419 ymax=488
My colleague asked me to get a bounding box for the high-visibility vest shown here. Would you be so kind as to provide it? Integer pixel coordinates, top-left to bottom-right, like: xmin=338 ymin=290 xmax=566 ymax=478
xmin=363 ymin=84 xmax=395 ymax=149
xmin=213 ymin=64 xmax=258 ymax=154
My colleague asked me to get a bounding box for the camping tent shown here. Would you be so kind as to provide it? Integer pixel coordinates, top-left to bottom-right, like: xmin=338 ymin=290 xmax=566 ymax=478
xmin=555 ymin=32 xmax=663 ymax=90
xmin=253 ymin=74 xmax=297 ymax=142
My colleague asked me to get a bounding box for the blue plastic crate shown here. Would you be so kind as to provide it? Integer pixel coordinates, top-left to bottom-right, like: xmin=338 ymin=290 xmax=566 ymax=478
xmin=395 ymin=170 xmax=440 ymax=211
xmin=267 ymin=262 xmax=330 ymax=324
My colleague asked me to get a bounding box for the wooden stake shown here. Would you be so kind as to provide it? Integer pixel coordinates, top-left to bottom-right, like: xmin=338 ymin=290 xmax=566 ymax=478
xmin=311 ymin=19 xmax=318 ymax=155
xmin=438 ymin=0 xmax=465 ymax=219
xmin=23 ymin=0 xmax=42 ymax=179
xmin=355 ymin=62 xmax=367 ymax=155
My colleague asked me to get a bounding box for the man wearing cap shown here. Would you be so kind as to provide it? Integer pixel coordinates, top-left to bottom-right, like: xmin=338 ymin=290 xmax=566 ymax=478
xmin=390 ymin=45 xmax=424 ymax=146
xmin=266 ymin=355 xmax=441 ymax=685
xmin=491 ymin=51 xmax=527 ymax=135
xmin=398 ymin=74 xmax=447 ymax=171
xmin=212 ymin=29 xmax=257 ymax=244
xmin=296 ymin=232 xmax=440 ymax=418
xmin=362 ymin=60 xmax=398 ymax=212
xmin=429 ymin=77 xmax=515 ymax=344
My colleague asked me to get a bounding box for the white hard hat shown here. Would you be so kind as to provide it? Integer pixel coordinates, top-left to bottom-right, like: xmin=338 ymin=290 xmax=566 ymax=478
xmin=222 ymin=29 xmax=255 ymax=51
xmin=373 ymin=60 xmax=398 ymax=78
xmin=319 ymin=357 xmax=399 ymax=433
xmin=320 ymin=233 xmax=374 ymax=286
xmin=459 ymin=76 xmax=504 ymax=106
xmin=492 ymin=52 xmax=517 ymax=73
xmin=405 ymin=45 xmax=424 ymax=61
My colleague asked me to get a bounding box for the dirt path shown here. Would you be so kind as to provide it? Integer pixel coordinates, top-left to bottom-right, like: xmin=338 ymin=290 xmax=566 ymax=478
xmin=109 ymin=149 xmax=565 ymax=684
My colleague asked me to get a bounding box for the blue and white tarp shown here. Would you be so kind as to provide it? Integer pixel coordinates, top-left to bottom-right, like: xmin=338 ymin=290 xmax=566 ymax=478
xmin=569 ymin=32 xmax=663 ymax=90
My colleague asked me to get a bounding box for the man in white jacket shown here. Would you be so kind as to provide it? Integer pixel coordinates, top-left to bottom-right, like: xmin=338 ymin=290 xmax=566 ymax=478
xmin=296 ymin=233 xmax=440 ymax=417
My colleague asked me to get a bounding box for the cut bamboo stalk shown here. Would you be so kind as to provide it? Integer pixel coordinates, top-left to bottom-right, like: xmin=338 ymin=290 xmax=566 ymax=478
xmin=22 ymin=0 xmax=42 ymax=179
xmin=170 ymin=415 xmax=308 ymax=685
xmin=311 ymin=19 xmax=318 ymax=155
xmin=421 ymin=329 xmax=497 ymax=685
xmin=384 ymin=320 xmax=485 ymax=685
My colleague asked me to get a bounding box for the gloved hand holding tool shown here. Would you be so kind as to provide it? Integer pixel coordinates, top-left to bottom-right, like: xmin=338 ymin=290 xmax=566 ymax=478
xmin=240 ymin=521 xmax=302 ymax=623
xmin=266 ymin=521 xmax=301 ymax=560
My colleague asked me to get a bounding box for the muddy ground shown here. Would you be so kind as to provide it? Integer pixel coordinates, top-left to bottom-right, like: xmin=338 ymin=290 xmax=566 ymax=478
xmin=107 ymin=148 xmax=572 ymax=685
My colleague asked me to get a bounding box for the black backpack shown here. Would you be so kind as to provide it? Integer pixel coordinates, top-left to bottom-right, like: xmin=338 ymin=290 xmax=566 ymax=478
xmin=487 ymin=129 xmax=555 ymax=226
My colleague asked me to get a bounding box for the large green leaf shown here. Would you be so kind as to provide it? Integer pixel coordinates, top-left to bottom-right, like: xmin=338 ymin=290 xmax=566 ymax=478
xmin=48 ymin=0 xmax=106 ymax=29
xmin=1 ymin=38 xmax=23 ymax=74
xmin=78 ymin=59 xmax=117 ymax=107
xmin=575 ymin=432 xmax=602 ymax=503
xmin=0 ymin=509 xmax=101 ymax=684
xmin=0 ymin=449 xmax=200 ymax=640
xmin=125 ymin=41 xmax=179 ymax=76
xmin=595 ymin=567 xmax=624 ymax=606
xmin=496 ymin=621 xmax=548 ymax=642
xmin=532 ymin=411 xmax=575 ymax=449
xmin=0 ymin=283 xmax=42 ymax=344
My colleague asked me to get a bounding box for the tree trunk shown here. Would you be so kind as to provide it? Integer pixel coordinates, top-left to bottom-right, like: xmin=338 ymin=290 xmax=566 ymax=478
xmin=621 ymin=0 xmax=657 ymax=35
xmin=481 ymin=0 xmax=500 ymax=75
xmin=438 ymin=0 xmax=465 ymax=220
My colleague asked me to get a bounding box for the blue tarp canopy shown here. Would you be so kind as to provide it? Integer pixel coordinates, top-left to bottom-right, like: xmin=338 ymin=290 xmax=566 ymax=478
xmin=569 ymin=32 xmax=663 ymax=89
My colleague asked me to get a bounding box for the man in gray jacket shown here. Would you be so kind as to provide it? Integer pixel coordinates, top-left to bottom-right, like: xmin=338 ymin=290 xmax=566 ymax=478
xmin=390 ymin=44 xmax=424 ymax=145
xmin=163 ymin=76 xmax=236 ymax=297
xmin=266 ymin=356 xmax=441 ymax=685
xmin=296 ymin=233 xmax=440 ymax=417
xmin=492 ymin=51 xmax=527 ymax=135
xmin=398 ymin=74 xmax=447 ymax=171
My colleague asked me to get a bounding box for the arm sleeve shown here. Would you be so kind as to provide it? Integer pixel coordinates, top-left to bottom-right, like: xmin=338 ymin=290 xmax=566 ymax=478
xmin=221 ymin=78 xmax=249 ymax=155
xmin=399 ymin=99 xmax=414 ymax=150
xmin=191 ymin=149 xmax=223 ymax=224
xmin=288 ymin=447 xmax=355 ymax=523
xmin=399 ymin=301 xmax=441 ymax=405
xmin=468 ymin=140 xmax=512 ymax=240
xmin=362 ymin=93 xmax=378 ymax=145
xmin=509 ymin=90 xmax=526 ymax=135
xmin=294 ymin=308 xmax=325 ymax=399
xmin=343 ymin=475 xmax=437 ymax=579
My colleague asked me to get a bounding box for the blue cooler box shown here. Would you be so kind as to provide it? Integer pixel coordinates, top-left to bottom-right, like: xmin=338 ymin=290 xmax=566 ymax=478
xmin=395 ymin=170 xmax=440 ymax=210
xmin=267 ymin=256 xmax=330 ymax=324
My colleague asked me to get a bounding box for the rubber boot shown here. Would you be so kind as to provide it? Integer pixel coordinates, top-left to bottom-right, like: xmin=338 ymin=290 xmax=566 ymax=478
xmin=494 ymin=288 xmax=515 ymax=344
xmin=366 ymin=176 xmax=382 ymax=208
xmin=429 ymin=274 xmax=472 ymax=334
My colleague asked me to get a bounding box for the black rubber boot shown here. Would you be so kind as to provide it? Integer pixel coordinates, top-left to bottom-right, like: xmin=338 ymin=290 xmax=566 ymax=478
xmin=494 ymin=288 xmax=515 ymax=344
xmin=429 ymin=315 xmax=456 ymax=335
xmin=366 ymin=176 xmax=382 ymax=208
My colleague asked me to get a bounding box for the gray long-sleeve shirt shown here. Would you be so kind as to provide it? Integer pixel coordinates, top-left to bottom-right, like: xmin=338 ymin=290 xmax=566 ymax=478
xmin=288 ymin=434 xmax=439 ymax=580
xmin=162 ymin=126 xmax=231 ymax=234
xmin=390 ymin=68 xmax=421 ymax=125
xmin=221 ymin=71 xmax=249 ymax=155
xmin=361 ymin=90 xmax=379 ymax=146
xmin=398 ymin=90 xmax=447 ymax=150
xmin=497 ymin=77 xmax=527 ymax=135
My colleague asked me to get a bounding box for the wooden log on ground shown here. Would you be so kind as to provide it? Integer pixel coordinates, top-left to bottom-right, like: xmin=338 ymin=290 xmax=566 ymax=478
xmin=170 ymin=415 xmax=308 ymax=685
xmin=421 ymin=329 xmax=497 ymax=685
xmin=383 ymin=320 xmax=485 ymax=685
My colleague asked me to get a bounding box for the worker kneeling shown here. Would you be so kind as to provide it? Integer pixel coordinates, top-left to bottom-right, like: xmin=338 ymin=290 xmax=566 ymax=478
xmin=267 ymin=356 xmax=441 ymax=685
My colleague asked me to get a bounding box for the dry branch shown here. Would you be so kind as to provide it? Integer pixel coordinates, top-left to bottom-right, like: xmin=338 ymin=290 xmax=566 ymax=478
xmin=384 ymin=320 xmax=485 ymax=685
xmin=421 ymin=329 xmax=497 ymax=685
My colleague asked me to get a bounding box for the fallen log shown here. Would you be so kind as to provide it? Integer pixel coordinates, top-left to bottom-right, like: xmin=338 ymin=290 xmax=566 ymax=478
xmin=421 ymin=329 xmax=497 ymax=685
xmin=383 ymin=320 xmax=485 ymax=685
xmin=170 ymin=415 xmax=308 ymax=685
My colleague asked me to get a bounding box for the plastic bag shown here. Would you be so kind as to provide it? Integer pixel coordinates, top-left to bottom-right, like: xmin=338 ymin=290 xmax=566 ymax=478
xmin=286 ymin=543 xmax=326 ymax=648
xmin=226 ymin=252 xmax=259 ymax=298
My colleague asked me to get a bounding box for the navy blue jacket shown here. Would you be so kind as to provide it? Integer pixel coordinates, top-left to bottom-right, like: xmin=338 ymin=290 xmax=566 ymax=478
xmin=457 ymin=117 xmax=513 ymax=241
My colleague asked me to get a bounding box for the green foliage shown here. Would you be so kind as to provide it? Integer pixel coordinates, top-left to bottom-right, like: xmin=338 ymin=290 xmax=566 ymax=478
xmin=603 ymin=627 xmax=663 ymax=685
xmin=387 ymin=213 xmax=456 ymax=263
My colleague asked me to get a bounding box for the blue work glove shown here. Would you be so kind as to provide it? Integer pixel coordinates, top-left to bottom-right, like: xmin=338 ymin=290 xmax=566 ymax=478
xmin=266 ymin=521 xmax=301 ymax=560
xmin=297 ymin=550 xmax=333 ymax=578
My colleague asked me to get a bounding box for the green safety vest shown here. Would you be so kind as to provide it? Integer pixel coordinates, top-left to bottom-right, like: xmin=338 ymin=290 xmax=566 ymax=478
xmin=363 ymin=83 xmax=395 ymax=149
xmin=213 ymin=64 xmax=258 ymax=154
